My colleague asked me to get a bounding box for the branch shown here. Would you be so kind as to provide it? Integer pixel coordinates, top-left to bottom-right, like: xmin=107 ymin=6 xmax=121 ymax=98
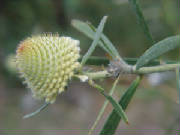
xmin=84 ymin=64 xmax=180 ymax=79
xmin=133 ymin=64 xmax=180 ymax=74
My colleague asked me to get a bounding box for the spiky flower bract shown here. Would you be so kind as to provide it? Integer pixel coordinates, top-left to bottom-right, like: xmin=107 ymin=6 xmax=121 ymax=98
xmin=16 ymin=34 xmax=80 ymax=103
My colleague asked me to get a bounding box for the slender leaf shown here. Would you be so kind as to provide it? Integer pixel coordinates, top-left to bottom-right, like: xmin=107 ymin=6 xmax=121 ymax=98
xmin=100 ymin=76 xmax=142 ymax=135
xmin=101 ymin=91 xmax=129 ymax=124
xmin=81 ymin=16 xmax=108 ymax=65
xmin=23 ymin=102 xmax=49 ymax=119
xmin=71 ymin=20 xmax=94 ymax=39
xmin=71 ymin=19 xmax=112 ymax=57
xmin=179 ymin=68 xmax=180 ymax=104
xmin=87 ymin=23 xmax=120 ymax=58
xmin=136 ymin=35 xmax=180 ymax=69
xmin=176 ymin=68 xmax=180 ymax=104
xmin=81 ymin=56 xmax=179 ymax=67
xmin=80 ymin=56 xmax=109 ymax=66
xmin=71 ymin=20 xmax=119 ymax=58
xmin=88 ymin=75 xmax=120 ymax=135
xmin=88 ymin=80 xmax=128 ymax=124
xmin=128 ymin=0 xmax=154 ymax=44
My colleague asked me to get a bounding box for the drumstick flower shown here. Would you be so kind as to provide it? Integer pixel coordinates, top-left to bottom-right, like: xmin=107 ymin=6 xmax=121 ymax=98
xmin=16 ymin=34 xmax=80 ymax=103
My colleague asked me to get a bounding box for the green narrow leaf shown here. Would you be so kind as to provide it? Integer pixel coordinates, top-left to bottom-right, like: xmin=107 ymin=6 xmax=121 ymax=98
xmin=179 ymin=68 xmax=180 ymax=104
xmin=128 ymin=0 xmax=154 ymax=44
xmin=71 ymin=20 xmax=94 ymax=39
xmin=71 ymin=19 xmax=112 ymax=57
xmin=71 ymin=20 xmax=119 ymax=59
xmin=82 ymin=56 xmax=179 ymax=67
xmin=88 ymin=75 xmax=120 ymax=135
xmin=136 ymin=35 xmax=180 ymax=69
xmin=87 ymin=23 xmax=120 ymax=58
xmin=81 ymin=56 xmax=109 ymax=66
xmin=23 ymin=102 xmax=49 ymax=119
xmin=88 ymin=79 xmax=128 ymax=126
xmin=101 ymin=91 xmax=129 ymax=124
xmin=176 ymin=68 xmax=180 ymax=104
xmin=100 ymin=76 xmax=142 ymax=135
xmin=81 ymin=16 xmax=108 ymax=65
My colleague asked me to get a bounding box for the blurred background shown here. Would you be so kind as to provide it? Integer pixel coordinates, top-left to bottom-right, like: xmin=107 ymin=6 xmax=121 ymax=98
xmin=0 ymin=0 xmax=179 ymax=134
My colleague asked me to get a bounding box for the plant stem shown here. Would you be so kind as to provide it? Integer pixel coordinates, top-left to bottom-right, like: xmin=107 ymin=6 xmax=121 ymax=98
xmin=84 ymin=70 xmax=111 ymax=79
xmin=133 ymin=64 xmax=180 ymax=74
xmin=84 ymin=64 xmax=180 ymax=79
xmin=88 ymin=79 xmax=104 ymax=92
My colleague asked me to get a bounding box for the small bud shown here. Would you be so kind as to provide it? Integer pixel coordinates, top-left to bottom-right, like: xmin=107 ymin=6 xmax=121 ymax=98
xmin=16 ymin=34 xmax=80 ymax=103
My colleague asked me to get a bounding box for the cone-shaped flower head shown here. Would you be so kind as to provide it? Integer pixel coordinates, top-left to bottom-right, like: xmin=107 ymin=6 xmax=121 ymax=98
xmin=16 ymin=34 xmax=80 ymax=103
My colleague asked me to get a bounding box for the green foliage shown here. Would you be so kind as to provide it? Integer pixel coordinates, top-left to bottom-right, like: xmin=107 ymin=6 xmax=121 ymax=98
xmin=179 ymin=69 xmax=180 ymax=103
xmin=87 ymin=23 xmax=120 ymax=59
xmin=83 ymin=56 xmax=179 ymax=66
xmin=72 ymin=19 xmax=120 ymax=59
xmin=88 ymin=75 xmax=121 ymax=135
xmin=71 ymin=19 xmax=113 ymax=57
xmin=176 ymin=68 xmax=180 ymax=104
xmin=81 ymin=16 xmax=108 ymax=65
xmin=136 ymin=35 xmax=180 ymax=69
xmin=88 ymin=79 xmax=128 ymax=125
xmin=23 ymin=102 xmax=49 ymax=119
xmin=101 ymin=91 xmax=129 ymax=124
xmin=100 ymin=76 xmax=142 ymax=135
xmin=74 ymin=3 xmax=180 ymax=132
xmin=128 ymin=0 xmax=154 ymax=44
xmin=1 ymin=0 xmax=179 ymax=134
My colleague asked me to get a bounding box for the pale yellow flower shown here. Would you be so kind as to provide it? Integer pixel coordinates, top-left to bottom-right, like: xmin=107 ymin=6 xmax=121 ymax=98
xmin=16 ymin=34 xmax=80 ymax=103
